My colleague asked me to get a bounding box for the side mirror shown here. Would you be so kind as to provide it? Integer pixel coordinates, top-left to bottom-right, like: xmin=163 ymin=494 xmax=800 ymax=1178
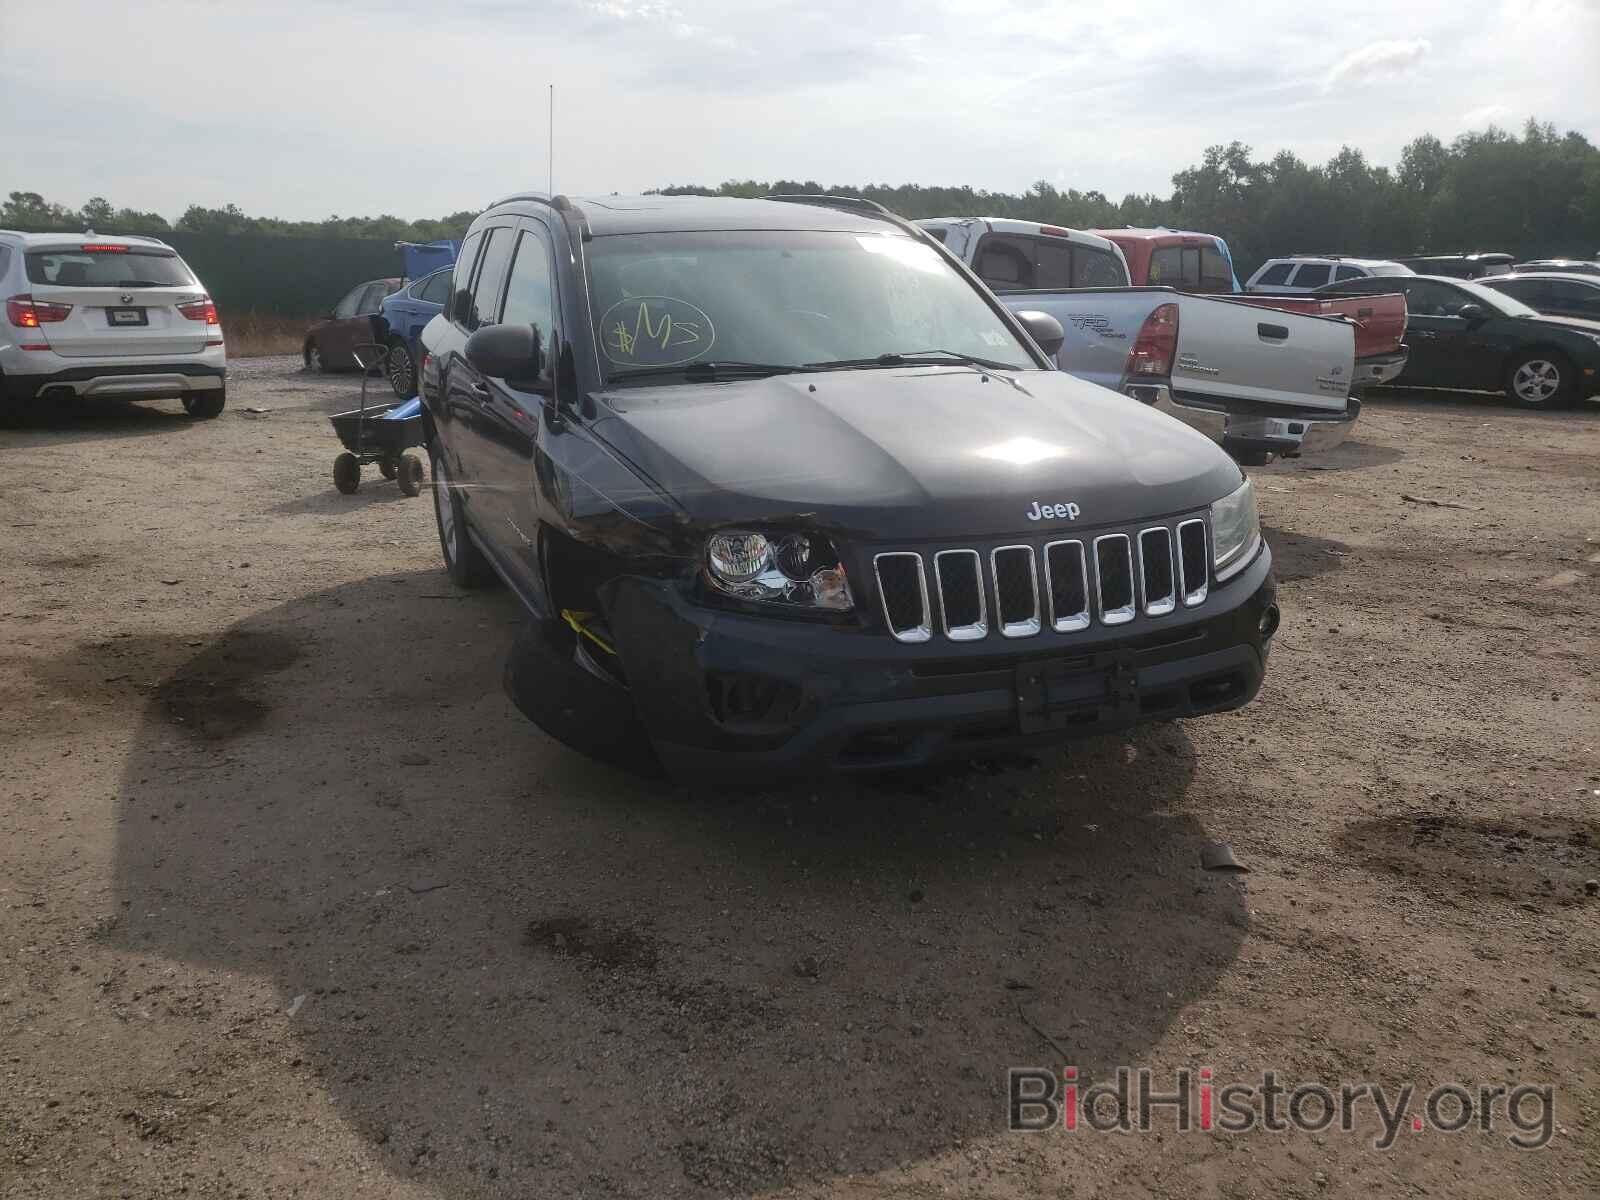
xmin=465 ymin=323 xmax=545 ymax=386
xmin=1014 ymin=310 xmax=1065 ymax=359
xmin=1456 ymin=303 xmax=1487 ymax=323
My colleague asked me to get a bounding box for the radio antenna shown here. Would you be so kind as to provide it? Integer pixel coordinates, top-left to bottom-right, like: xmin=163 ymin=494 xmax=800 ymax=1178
xmin=548 ymin=84 xmax=554 ymax=195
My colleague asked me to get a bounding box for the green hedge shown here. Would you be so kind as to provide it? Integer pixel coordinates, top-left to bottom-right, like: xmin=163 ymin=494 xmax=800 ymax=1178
xmin=12 ymin=226 xmax=398 ymax=316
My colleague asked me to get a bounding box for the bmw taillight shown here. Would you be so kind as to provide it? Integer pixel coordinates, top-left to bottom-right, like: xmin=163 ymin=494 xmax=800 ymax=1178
xmin=1125 ymin=302 xmax=1179 ymax=378
xmin=6 ymin=294 xmax=72 ymax=327
xmin=177 ymin=296 xmax=219 ymax=325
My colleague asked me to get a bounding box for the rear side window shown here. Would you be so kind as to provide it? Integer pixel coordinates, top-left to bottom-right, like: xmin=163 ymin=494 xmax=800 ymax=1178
xmin=974 ymin=236 xmax=1035 ymax=289
xmin=0 ymin=245 xmax=11 ymax=277
xmin=418 ymin=270 xmax=451 ymax=304
xmin=357 ymin=281 xmax=390 ymax=314
xmin=1254 ymin=262 xmax=1293 ymax=286
xmin=1198 ymin=246 xmax=1232 ymax=292
xmin=467 ymin=228 xmax=514 ymax=330
xmin=1488 ymin=279 xmax=1541 ymax=304
xmin=1148 ymin=247 xmax=1184 ymax=285
xmin=1545 ymin=280 xmax=1600 ymax=314
xmin=333 ymin=284 xmax=365 ymax=319
xmin=1334 ymin=265 xmax=1364 ymax=282
xmin=1073 ymin=246 xmax=1126 ymax=287
xmin=26 ymin=248 xmax=194 ymax=288
xmin=1289 ymin=263 xmax=1331 ymax=288
xmin=975 ymin=234 xmax=1128 ymax=291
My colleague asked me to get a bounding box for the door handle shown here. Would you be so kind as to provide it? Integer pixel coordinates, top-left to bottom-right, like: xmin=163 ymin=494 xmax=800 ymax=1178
xmin=468 ymin=382 xmax=490 ymax=401
xmin=1257 ymin=322 xmax=1289 ymax=341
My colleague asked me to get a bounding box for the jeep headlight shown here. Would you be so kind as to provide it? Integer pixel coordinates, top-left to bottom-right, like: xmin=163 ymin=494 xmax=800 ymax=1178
xmin=704 ymin=530 xmax=853 ymax=611
xmin=1210 ymin=478 xmax=1261 ymax=582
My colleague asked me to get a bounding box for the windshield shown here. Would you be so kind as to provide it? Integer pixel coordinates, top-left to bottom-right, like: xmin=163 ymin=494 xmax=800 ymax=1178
xmin=1456 ymin=278 xmax=1539 ymax=318
xmin=26 ymin=249 xmax=194 ymax=288
xmin=584 ymin=229 xmax=1035 ymax=384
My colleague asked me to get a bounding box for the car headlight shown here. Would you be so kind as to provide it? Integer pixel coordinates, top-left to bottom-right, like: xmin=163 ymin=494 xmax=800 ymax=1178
xmin=1210 ymin=478 xmax=1261 ymax=582
xmin=704 ymin=530 xmax=854 ymax=611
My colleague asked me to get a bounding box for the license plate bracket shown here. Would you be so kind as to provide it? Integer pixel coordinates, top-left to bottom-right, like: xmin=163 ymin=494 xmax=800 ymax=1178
xmin=106 ymin=307 xmax=147 ymax=326
xmin=1015 ymin=649 xmax=1139 ymax=734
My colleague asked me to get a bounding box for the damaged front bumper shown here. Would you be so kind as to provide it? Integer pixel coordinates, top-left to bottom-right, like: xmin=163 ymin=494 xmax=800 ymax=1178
xmin=594 ymin=547 xmax=1276 ymax=781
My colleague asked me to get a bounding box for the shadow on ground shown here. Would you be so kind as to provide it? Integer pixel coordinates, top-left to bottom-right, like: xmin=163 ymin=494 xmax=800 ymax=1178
xmin=0 ymin=397 xmax=199 ymax=443
xmin=1261 ymin=523 xmax=1350 ymax=583
xmin=104 ymin=572 xmax=1246 ymax=1195
xmin=1277 ymin=438 xmax=1403 ymax=472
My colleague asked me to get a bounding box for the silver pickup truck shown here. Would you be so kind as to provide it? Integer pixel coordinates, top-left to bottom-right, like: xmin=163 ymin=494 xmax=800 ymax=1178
xmin=917 ymin=217 xmax=1358 ymax=463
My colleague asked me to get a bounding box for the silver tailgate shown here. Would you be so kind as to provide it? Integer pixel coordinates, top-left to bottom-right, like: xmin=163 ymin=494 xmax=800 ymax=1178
xmin=1169 ymin=295 xmax=1353 ymax=412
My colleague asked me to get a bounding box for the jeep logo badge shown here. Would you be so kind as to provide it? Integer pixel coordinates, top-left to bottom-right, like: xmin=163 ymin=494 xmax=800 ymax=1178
xmin=1025 ymin=499 xmax=1081 ymax=522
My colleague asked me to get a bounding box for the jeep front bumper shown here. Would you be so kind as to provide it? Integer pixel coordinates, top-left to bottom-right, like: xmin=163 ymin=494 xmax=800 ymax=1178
xmin=597 ymin=547 xmax=1276 ymax=781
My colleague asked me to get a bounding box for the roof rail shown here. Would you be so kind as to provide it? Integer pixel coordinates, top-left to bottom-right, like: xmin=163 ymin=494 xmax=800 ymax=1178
xmin=766 ymin=194 xmax=893 ymax=217
xmin=486 ymin=191 xmax=578 ymax=213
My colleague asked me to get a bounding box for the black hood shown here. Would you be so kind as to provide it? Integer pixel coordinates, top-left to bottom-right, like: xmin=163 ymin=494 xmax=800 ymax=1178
xmin=588 ymin=366 xmax=1241 ymax=540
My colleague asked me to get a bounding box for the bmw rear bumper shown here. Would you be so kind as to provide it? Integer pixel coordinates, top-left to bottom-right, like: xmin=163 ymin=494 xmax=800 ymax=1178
xmin=2 ymin=359 xmax=226 ymax=403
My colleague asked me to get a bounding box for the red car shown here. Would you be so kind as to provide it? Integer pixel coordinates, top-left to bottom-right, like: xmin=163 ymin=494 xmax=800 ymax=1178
xmin=303 ymin=277 xmax=401 ymax=372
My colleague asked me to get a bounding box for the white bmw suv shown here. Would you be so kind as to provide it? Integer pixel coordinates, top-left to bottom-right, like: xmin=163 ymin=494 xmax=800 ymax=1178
xmin=1 ymin=230 xmax=226 ymax=418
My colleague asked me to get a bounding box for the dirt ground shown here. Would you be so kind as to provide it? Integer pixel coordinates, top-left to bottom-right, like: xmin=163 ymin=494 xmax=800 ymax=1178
xmin=1 ymin=358 xmax=1597 ymax=1199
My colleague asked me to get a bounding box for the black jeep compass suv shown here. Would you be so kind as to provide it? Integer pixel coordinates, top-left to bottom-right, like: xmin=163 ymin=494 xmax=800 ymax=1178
xmin=418 ymin=192 xmax=1277 ymax=779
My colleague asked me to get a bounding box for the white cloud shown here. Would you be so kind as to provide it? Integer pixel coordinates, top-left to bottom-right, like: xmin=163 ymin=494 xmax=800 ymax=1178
xmin=1460 ymin=103 xmax=1510 ymax=127
xmin=1322 ymin=38 xmax=1431 ymax=90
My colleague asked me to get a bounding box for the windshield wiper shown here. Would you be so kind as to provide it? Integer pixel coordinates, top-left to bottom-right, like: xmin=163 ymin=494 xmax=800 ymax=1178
xmin=607 ymin=360 xmax=814 ymax=384
xmin=807 ymin=350 xmax=1017 ymax=371
xmin=115 ymin=280 xmax=168 ymax=288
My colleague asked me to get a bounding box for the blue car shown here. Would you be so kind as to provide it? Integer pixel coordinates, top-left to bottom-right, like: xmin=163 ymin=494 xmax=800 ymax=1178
xmin=380 ymin=266 xmax=451 ymax=397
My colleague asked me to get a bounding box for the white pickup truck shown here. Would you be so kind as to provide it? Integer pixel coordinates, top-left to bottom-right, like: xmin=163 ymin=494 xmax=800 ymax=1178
xmin=917 ymin=217 xmax=1358 ymax=463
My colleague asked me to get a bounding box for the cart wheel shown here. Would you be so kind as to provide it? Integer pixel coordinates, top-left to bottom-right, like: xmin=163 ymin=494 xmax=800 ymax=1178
xmin=378 ymin=457 xmax=399 ymax=480
xmin=396 ymin=453 xmax=425 ymax=497
xmin=333 ymin=452 xmax=361 ymax=494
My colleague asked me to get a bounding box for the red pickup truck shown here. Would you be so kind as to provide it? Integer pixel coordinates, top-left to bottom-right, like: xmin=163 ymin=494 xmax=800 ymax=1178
xmin=1094 ymin=228 xmax=1409 ymax=392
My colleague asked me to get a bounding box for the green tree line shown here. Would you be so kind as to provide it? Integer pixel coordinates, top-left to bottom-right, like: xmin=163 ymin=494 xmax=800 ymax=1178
xmin=7 ymin=119 xmax=1598 ymax=275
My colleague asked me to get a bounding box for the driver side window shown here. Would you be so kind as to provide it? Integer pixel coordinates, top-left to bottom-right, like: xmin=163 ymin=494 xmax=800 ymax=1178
xmin=1403 ymin=280 xmax=1466 ymax=316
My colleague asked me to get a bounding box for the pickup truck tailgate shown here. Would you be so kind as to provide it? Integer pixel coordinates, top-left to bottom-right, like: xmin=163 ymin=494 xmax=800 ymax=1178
xmin=1230 ymin=292 xmax=1406 ymax=360
xmin=1173 ymin=297 xmax=1354 ymax=412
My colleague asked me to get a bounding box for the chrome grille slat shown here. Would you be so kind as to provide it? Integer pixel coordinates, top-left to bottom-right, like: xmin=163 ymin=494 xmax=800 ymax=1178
xmin=990 ymin=545 xmax=1041 ymax=638
xmin=1177 ymin=519 xmax=1209 ymax=607
xmin=1093 ymin=533 xmax=1136 ymax=626
xmin=1043 ymin=539 xmax=1090 ymax=632
xmin=934 ymin=549 xmax=986 ymax=641
xmin=1138 ymin=526 xmax=1176 ymax=617
xmin=873 ymin=552 xmax=931 ymax=643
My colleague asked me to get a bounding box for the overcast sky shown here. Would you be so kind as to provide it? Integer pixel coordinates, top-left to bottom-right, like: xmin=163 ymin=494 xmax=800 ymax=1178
xmin=4 ymin=0 xmax=1596 ymax=222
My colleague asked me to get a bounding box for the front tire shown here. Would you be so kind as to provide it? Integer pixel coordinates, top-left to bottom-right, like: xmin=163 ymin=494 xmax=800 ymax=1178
xmin=386 ymin=338 xmax=417 ymax=398
xmin=182 ymin=388 xmax=226 ymax=419
xmin=1505 ymin=350 xmax=1574 ymax=409
xmin=429 ymin=445 xmax=497 ymax=587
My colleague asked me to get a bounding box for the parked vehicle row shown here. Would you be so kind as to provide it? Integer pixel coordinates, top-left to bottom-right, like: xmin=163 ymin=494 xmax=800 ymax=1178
xmin=0 ymin=229 xmax=227 ymax=417
xmin=918 ymin=218 xmax=1367 ymax=464
xmin=1316 ymin=273 xmax=1600 ymax=408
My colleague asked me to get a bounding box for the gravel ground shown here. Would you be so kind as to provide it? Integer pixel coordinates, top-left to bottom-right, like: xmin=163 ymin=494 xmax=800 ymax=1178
xmin=1 ymin=359 xmax=1597 ymax=1199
